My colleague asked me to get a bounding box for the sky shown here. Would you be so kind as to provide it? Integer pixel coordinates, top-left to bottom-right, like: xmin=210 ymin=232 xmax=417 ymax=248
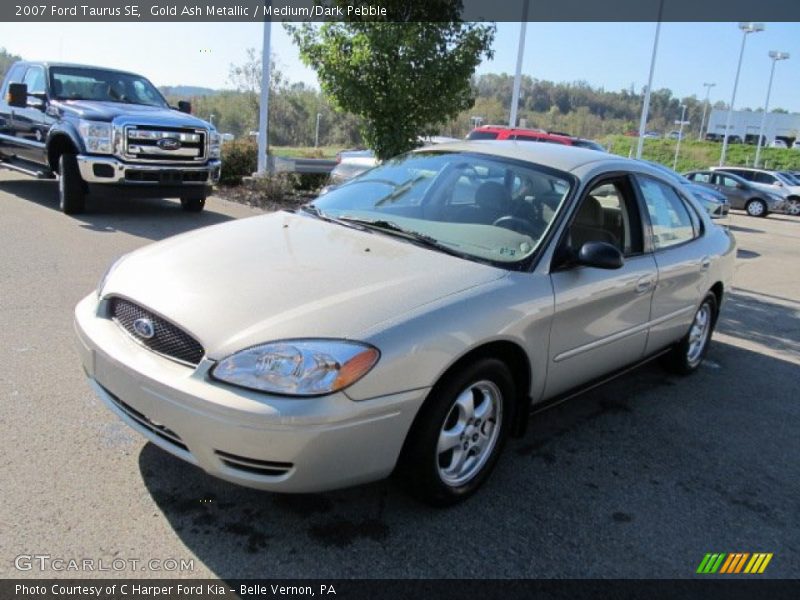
xmin=0 ymin=21 xmax=798 ymax=118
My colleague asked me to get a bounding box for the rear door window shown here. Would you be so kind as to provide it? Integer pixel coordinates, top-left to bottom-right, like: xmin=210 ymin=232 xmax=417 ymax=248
xmin=637 ymin=176 xmax=698 ymax=250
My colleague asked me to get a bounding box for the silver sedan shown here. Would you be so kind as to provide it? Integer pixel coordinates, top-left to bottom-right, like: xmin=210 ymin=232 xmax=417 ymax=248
xmin=75 ymin=141 xmax=736 ymax=506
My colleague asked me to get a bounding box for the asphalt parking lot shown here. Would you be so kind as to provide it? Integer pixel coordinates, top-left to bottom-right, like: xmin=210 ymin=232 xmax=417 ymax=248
xmin=1 ymin=171 xmax=798 ymax=579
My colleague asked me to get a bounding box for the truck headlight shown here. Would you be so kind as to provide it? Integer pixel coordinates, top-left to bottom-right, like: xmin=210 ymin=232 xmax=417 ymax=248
xmin=209 ymin=131 xmax=221 ymax=159
xmin=211 ymin=340 xmax=380 ymax=396
xmin=78 ymin=119 xmax=113 ymax=154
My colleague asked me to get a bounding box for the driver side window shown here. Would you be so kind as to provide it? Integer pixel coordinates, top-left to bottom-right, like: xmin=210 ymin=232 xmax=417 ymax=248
xmin=567 ymin=179 xmax=642 ymax=257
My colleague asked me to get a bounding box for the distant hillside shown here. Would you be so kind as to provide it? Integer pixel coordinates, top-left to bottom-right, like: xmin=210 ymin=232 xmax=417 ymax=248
xmin=159 ymin=85 xmax=218 ymax=98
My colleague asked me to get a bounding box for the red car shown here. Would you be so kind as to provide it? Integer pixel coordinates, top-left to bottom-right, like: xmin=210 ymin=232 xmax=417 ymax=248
xmin=466 ymin=125 xmax=574 ymax=145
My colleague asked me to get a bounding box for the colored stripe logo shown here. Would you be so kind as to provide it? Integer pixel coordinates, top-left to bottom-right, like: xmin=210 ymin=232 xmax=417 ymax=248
xmin=696 ymin=553 xmax=773 ymax=574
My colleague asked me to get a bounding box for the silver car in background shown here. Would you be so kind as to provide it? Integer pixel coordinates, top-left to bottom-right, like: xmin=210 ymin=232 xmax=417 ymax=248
xmin=684 ymin=169 xmax=787 ymax=217
xmin=75 ymin=142 xmax=735 ymax=506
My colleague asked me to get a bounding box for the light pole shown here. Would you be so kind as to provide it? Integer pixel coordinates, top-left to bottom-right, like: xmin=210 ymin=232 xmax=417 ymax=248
xmin=256 ymin=5 xmax=272 ymax=175
xmin=755 ymin=51 xmax=790 ymax=167
xmin=636 ymin=0 xmax=664 ymax=159
xmin=509 ymin=0 xmax=530 ymax=128
xmin=314 ymin=113 xmax=322 ymax=148
xmin=673 ymin=104 xmax=688 ymax=170
xmin=697 ymin=82 xmax=715 ymax=141
xmin=719 ymin=22 xmax=764 ymax=166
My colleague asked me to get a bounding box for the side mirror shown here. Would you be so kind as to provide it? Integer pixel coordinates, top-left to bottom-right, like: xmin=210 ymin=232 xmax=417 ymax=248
xmin=177 ymin=100 xmax=192 ymax=114
xmin=7 ymin=82 xmax=27 ymax=108
xmin=577 ymin=241 xmax=624 ymax=269
xmin=26 ymin=95 xmax=45 ymax=111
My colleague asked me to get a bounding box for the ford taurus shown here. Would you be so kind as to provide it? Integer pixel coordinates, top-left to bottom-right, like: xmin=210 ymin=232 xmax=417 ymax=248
xmin=74 ymin=141 xmax=736 ymax=506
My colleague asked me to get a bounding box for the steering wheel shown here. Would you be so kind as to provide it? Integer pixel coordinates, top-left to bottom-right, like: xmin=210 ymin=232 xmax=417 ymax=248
xmin=492 ymin=215 xmax=540 ymax=237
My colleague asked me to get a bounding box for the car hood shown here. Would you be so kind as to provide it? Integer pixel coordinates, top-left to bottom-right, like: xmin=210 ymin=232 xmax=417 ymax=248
xmin=103 ymin=211 xmax=507 ymax=359
xmin=54 ymin=100 xmax=211 ymax=128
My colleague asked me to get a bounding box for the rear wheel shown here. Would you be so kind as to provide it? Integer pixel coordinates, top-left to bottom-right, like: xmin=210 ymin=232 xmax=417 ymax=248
xmin=397 ymin=358 xmax=515 ymax=506
xmin=180 ymin=197 xmax=206 ymax=212
xmin=58 ymin=153 xmax=86 ymax=214
xmin=785 ymin=198 xmax=800 ymax=217
xmin=661 ymin=292 xmax=717 ymax=375
xmin=745 ymin=198 xmax=767 ymax=218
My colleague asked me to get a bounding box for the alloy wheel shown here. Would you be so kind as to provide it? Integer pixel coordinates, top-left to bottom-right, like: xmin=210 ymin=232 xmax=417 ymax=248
xmin=436 ymin=380 xmax=502 ymax=487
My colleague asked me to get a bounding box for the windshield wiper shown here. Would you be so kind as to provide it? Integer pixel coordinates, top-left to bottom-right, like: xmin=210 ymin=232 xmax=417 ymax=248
xmin=335 ymin=216 xmax=468 ymax=259
xmin=297 ymin=204 xmax=370 ymax=231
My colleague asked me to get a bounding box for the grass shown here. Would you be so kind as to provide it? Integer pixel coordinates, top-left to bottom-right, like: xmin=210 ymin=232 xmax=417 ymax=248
xmin=269 ymin=145 xmax=343 ymax=159
xmin=601 ymin=135 xmax=800 ymax=172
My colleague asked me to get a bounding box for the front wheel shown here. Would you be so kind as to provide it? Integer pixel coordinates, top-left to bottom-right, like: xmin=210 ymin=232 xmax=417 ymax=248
xmin=745 ymin=199 xmax=768 ymax=218
xmin=58 ymin=153 xmax=86 ymax=215
xmin=397 ymin=358 xmax=515 ymax=506
xmin=661 ymin=293 xmax=717 ymax=375
xmin=180 ymin=197 xmax=206 ymax=212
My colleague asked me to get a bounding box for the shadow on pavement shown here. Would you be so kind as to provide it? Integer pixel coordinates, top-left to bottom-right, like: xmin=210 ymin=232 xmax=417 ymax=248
xmin=0 ymin=178 xmax=234 ymax=241
xmin=719 ymin=292 xmax=800 ymax=358
xmin=137 ymin=292 xmax=800 ymax=577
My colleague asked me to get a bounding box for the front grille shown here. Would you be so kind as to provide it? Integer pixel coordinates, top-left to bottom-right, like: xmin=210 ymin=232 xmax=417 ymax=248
xmin=102 ymin=385 xmax=188 ymax=452
xmin=109 ymin=297 xmax=204 ymax=366
xmin=214 ymin=450 xmax=293 ymax=477
xmin=124 ymin=169 xmax=209 ymax=183
xmin=124 ymin=126 xmax=206 ymax=163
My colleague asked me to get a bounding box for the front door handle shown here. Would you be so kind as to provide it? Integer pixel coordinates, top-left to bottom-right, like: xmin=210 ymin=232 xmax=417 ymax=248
xmin=635 ymin=275 xmax=655 ymax=294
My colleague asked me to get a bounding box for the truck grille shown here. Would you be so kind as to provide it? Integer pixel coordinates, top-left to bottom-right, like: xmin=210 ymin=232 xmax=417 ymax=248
xmin=123 ymin=126 xmax=207 ymax=163
xmin=109 ymin=297 xmax=204 ymax=366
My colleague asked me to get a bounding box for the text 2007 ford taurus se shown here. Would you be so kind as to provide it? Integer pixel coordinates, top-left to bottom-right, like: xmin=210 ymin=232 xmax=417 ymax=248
xmin=75 ymin=141 xmax=735 ymax=506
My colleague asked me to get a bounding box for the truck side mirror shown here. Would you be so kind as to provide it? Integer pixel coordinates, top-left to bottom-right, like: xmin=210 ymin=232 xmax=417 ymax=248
xmin=7 ymin=82 xmax=28 ymax=108
xmin=177 ymin=100 xmax=192 ymax=114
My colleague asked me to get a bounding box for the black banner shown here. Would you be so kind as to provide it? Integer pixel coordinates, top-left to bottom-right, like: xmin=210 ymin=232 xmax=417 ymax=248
xmin=2 ymin=0 xmax=800 ymax=23
xmin=4 ymin=579 xmax=800 ymax=600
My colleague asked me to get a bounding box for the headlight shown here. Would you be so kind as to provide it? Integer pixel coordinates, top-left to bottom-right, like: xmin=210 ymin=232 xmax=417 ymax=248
xmin=211 ymin=340 xmax=380 ymax=396
xmin=96 ymin=253 xmax=128 ymax=298
xmin=78 ymin=119 xmax=113 ymax=154
xmin=209 ymin=131 xmax=221 ymax=159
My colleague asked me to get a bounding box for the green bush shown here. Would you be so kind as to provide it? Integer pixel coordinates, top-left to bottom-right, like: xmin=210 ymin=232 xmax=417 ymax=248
xmin=219 ymin=140 xmax=258 ymax=186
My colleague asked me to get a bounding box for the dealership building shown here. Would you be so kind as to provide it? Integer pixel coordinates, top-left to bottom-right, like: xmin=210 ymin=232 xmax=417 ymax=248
xmin=705 ymin=109 xmax=800 ymax=144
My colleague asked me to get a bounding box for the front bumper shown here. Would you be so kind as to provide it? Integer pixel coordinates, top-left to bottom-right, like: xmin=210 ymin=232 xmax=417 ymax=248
xmin=74 ymin=294 xmax=427 ymax=493
xmin=77 ymin=155 xmax=221 ymax=186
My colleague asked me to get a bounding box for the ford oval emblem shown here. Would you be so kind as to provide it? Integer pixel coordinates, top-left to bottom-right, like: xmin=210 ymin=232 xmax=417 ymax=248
xmin=157 ymin=138 xmax=181 ymax=151
xmin=132 ymin=318 xmax=156 ymax=339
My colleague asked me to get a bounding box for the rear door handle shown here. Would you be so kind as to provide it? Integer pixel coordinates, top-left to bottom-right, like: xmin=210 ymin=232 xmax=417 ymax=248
xmin=635 ymin=275 xmax=655 ymax=294
xmin=700 ymin=256 xmax=711 ymax=270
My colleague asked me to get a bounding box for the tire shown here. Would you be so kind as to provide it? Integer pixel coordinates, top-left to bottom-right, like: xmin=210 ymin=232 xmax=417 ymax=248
xmin=397 ymin=358 xmax=515 ymax=506
xmin=180 ymin=197 xmax=206 ymax=212
xmin=745 ymin=198 xmax=768 ymax=218
xmin=786 ymin=198 xmax=800 ymax=217
xmin=58 ymin=153 xmax=86 ymax=215
xmin=661 ymin=292 xmax=717 ymax=375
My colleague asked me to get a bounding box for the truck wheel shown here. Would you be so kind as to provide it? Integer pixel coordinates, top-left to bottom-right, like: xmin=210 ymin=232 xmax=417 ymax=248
xmin=180 ymin=197 xmax=205 ymax=212
xmin=58 ymin=154 xmax=86 ymax=215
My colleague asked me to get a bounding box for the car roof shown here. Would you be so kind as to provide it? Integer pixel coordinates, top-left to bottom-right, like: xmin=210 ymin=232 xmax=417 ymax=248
xmin=412 ymin=139 xmax=659 ymax=176
xmin=14 ymin=60 xmax=143 ymax=78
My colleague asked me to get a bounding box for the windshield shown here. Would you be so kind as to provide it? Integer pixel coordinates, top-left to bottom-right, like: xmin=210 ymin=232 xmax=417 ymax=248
xmin=310 ymin=151 xmax=573 ymax=266
xmin=777 ymin=172 xmax=800 ymax=185
xmin=49 ymin=66 xmax=168 ymax=108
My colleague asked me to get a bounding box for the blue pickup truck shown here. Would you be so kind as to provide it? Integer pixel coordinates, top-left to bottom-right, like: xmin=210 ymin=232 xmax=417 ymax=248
xmin=0 ymin=61 xmax=221 ymax=214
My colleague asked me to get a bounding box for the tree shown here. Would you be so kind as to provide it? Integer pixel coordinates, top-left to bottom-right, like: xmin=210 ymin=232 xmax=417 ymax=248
xmin=0 ymin=47 xmax=22 ymax=82
xmin=288 ymin=1 xmax=494 ymax=159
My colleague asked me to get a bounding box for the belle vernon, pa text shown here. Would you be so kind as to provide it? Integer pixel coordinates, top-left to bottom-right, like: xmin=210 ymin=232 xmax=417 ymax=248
xmin=16 ymin=583 xmax=338 ymax=597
